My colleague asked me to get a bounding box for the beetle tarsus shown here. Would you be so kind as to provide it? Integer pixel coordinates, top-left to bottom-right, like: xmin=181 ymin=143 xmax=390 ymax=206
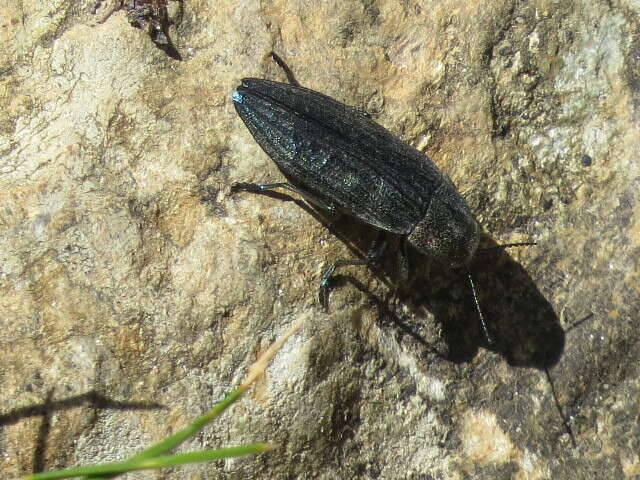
xmin=318 ymin=235 xmax=388 ymax=310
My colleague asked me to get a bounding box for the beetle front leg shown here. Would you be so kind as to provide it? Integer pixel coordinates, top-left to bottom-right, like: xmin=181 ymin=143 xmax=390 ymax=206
xmin=231 ymin=182 xmax=337 ymax=213
xmin=319 ymin=233 xmax=388 ymax=310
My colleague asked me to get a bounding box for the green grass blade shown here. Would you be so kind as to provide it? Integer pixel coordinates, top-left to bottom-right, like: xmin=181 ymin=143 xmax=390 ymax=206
xmin=23 ymin=444 xmax=272 ymax=480
xmin=129 ymin=387 xmax=245 ymax=461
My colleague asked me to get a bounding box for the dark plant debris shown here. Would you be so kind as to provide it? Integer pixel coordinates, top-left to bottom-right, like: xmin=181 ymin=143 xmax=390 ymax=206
xmin=93 ymin=0 xmax=184 ymax=59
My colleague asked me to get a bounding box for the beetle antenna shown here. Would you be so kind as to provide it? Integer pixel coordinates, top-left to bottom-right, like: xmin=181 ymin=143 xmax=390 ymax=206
xmin=466 ymin=269 xmax=493 ymax=345
xmin=270 ymin=51 xmax=301 ymax=87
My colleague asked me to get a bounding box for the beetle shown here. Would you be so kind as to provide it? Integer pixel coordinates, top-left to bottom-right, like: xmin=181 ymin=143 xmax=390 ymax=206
xmin=231 ymin=77 xmax=528 ymax=344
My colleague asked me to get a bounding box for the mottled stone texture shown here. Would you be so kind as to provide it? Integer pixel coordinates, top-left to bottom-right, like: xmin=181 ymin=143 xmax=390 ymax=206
xmin=1 ymin=0 xmax=639 ymax=478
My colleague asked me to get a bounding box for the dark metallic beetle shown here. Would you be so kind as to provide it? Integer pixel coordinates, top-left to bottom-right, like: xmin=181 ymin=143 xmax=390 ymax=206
xmin=232 ymin=78 xmax=497 ymax=341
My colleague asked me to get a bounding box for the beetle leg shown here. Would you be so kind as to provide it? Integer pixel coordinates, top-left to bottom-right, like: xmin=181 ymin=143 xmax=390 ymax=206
xmin=232 ymin=182 xmax=337 ymax=213
xmin=319 ymin=233 xmax=388 ymax=310
xmin=396 ymin=240 xmax=411 ymax=283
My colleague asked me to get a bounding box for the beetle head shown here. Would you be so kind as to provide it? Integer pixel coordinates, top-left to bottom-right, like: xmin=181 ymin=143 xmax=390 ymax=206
xmin=407 ymin=177 xmax=479 ymax=268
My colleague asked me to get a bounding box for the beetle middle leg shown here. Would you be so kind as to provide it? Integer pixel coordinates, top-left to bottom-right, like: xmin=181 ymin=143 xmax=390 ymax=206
xmin=319 ymin=232 xmax=389 ymax=310
xmin=232 ymin=182 xmax=337 ymax=213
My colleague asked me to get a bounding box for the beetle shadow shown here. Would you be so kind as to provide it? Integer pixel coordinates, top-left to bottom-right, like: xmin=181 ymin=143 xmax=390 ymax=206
xmin=228 ymin=186 xmax=563 ymax=370
xmin=402 ymin=235 xmax=564 ymax=369
xmin=313 ymin=212 xmax=563 ymax=370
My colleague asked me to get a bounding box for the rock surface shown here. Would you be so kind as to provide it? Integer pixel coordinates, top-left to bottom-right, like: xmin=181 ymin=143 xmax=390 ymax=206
xmin=1 ymin=0 xmax=639 ymax=478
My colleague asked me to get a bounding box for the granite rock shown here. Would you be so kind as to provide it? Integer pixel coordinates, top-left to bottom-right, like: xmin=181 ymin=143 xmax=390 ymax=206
xmin=1 ymin=1 xmax=639 ymax=478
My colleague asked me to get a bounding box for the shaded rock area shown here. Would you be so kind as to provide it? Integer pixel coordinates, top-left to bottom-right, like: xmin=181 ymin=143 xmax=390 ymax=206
xmin=1 ymin=0 xmax=639 ymax=478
